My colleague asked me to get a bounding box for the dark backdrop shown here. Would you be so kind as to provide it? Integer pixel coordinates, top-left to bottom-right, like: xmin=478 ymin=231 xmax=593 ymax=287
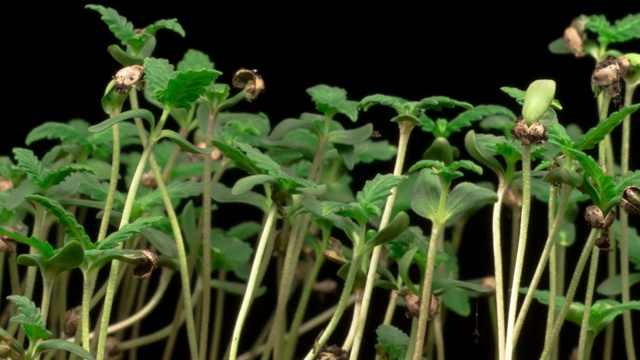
xmin=2 ymin=1 xmax=639 ymax=359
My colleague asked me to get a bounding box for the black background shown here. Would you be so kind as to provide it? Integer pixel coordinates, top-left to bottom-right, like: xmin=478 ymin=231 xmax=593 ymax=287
xmin=2 ymin=1 xmax=640 ymax=359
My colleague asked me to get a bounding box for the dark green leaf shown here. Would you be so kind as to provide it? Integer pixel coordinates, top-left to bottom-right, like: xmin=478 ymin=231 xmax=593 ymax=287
xmin=44 ymin=241 xmax=84 ymax=277
xmin=327 ymin=124 xmax=373 ymax=145
xmin=447 ymin=105 xmax=515 ymax=135
xmin=358 ymin=94 xmax=406 ymax=113
xmin=417 ymin=96 xmax=473 ymax=112
xmin=357 ymin=174 xmax=407 ymax=217
xmin=306 ymin=84 xmax=358 ymax=121
xmin=574 ymin=104 xmax=640 ymax=150
xmin=236 ymin=142 xmax=284 ymax=176
xmin=144 ymin=57 xmax=175 ymax=98
xmin=444 ymin=182 xmax=498 ymax=224
xmin=411 ymin=169 xmax=442 ymax=223
xmin=376 ymin=324 xmax=412 ymax=360
xmin=615 ymin=222 xmax=640 ymax=270
xmin=268 ymin=117 xmax=319 ymax=141
xmin=422 ymin=137 xmax=455 ymax=165
xmin=158 ymin=69 xmax=220 ymax=109
xmin=464 ymin=131 xmax=505 ymax=177
xmin=232 ymin=174 xmax=275 ymax=195
xmin=442 ymin=288 xmax=471 ymax=316
xmin=543 ymin=167 xmax=583 ymax=188
xmin=107 ymin=44 xmax=144 ymax=66
xmin=211 ymin=140 xmax=260 ymax=174
xmin=217 ymin=112 xmax=271 ymax=146
xmin=366 ymin=211 xmax=410 ymax=248
xmin=141 ymin=227 xmax=179 ymax=259
xmin=13 ymin=148 xmax=44 ymax=186
xmin=41 ymin=164 xmax=96 ymax=189
xmin=0 ymin=226 xmax=53 ymax=258
xmin=211 ymin=233 xmax=253 ymax=278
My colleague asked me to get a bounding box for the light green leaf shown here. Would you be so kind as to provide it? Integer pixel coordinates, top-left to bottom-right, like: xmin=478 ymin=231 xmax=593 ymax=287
xmin=85 ymin=4 xmax=135 ymax=46
xmin=158 ymin=69 xmax=221 ymax=109
xmin=6 ymin=295 xmax=52 ymax=343
xmin=34 ymin=339 xmax=96 ymax=360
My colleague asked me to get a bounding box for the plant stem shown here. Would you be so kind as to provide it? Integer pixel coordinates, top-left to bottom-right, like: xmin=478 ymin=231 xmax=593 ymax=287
xmin=412 ymin=220 xmax=446 ymax=359
xmin=544 ymin=186 xmax=558 ymax=355
xmin=504 ymin=144 xmax=532 ymax=360
xmin=619 ymin=80 xmax=637 ymax=360
xmin=577 ymin=245 xmax=600 ymax=359
xmin=229 ymin=204 xmax=278 ymax=360
xmin=540 ymin=228 xmax=599 ymax=359
xmin=491 ymin=178 xmax=508 ymax=360
xmin=511 ymin=184 xmax=571 ymax=345
xmin=209 ymin=270 xmax=226 ymax=360
xmin=352 ymin=120 xmax=414 ymax=360
xmin=301 ymin=250 xmax=365 ymax=360
xmin=81 ymin=273 xmax=97 ymax=351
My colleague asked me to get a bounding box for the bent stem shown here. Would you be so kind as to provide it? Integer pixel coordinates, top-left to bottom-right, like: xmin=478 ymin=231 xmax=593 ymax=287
xmin=540 ymin=228 xmax=600 ymax=359
xmin=504 ymin=144 xmax=532 ymax=360
xmin=229 ymin=203 xmax=278 ymax=360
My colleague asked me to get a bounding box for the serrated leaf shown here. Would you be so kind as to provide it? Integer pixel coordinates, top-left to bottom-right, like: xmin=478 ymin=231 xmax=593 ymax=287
xmin=574 ymin=104 xmax=640 ymax=150
xmin=85 ymin=4 xmax=135 ymax=46
xmin=26 ymin=195 xmax=92 ymax=248
xmin=306 ymin=84 xmax=358 ymax=121
xmin=41 ymin=164 xmax=96 ymax=189
xmin=417 ymin=96 xmax=473 ymax=112
xmin=25 ymin=122 xmax=80 ymax=146
xmin=178 ymin=49 xmax=214 ymax=71
xmin=211 ymin=140 xmax=260 ymax=174
xmin=211 ymin=234 xmax=253 ymax=278
xmin=158 ymin=69 xmax=220 ymax=109
xmin=321 ymin=201 xmax=369 ymax=225
xmin=447 ymin=105 xmax=516 ymax=136
xmin=357 ymin=174 xmax=407 ymax=217
xmin=144 ymin=57 xmax=175 ymax=97
xmin=0 ymin=226 xmax=53 ymax=258
xmin=13 ymin=148 xmax=44 ymax=186
xmin=605 ymin=13 xmax=640 ymax=43
xmin=376 ymin=324 xmax=411 ymax=360
xmin=6 ymin=295 xmax=52 ymax=343
xmin=97 ymin=216 xmax=164 ymax=250
xmin=217 ymin=112 xmax=271 ymax=146
xmin=236 ymin=142 xmax=284 ymax=176
xmin=358 ymin=94 xmax=406 ymax=113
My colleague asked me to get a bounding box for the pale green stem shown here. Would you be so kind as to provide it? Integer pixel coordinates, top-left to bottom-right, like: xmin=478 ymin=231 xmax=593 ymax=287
xmin=540 ymin=228 xmax=599 ymax=359
xmin=619 ymin=80 xmax=637 ymax=360
xmin=404 ymin=319 xmax=418 ymax=360
xmin=412 ymin=195 xmax=446 ymax=360
xmin=81 ymin=273 xmax=97 ymax=351
xmin=578 ymin=245 xmax=600 ymax=359
xmin=544 ymin=186 xmax=558 ymax=352
xmin=433 ymin=306 xmax=445 ymax=360
xmin=508 ymin=202 xmax=521 ymax=282
xmin=229 ymin=204 xmax=278 ymax=360
xmin=209 ymin=270 xmax=226 ymax=360
xmin=301 ymin=250 xmax=365 ymax=360
xmin=96 ymin=121 xmax=120 ymax=244
xmin=491 ymin=179 xmax=508 ymax=360
xmin=504 ymin=144 xmax=532 ymax=360
xmin=512 ymin=184 xmax=571 ymax=345
xmin=237 ymin=296 xmax=355 ymax=360
xmin=199 ymin=108 xmax=218 ymax=360
xmin=342 ymin=290 xmax=363 ymax=352
xmin=282 ymin=237 xmax=327 ymax=360
xmin=351 ymin=121 xmax=414 ymax=360
xmin=96 ymin=106 xmax=171 ymax=360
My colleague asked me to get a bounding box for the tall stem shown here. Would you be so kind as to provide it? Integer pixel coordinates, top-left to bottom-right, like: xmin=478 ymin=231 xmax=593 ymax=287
xmin=229 ymin=204 xmax=278 ymax=360
xmin=351 ymin=121 xmax=414 ymax=360
xmin=490 ymin=178 xmax=508 ymax=360
xmin=505 ymin=144 xmax=532 ymax=360
xmin=577 ymin=245 xmax=600 ymax=359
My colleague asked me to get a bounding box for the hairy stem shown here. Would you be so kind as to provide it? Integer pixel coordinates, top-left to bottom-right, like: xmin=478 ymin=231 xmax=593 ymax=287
xmin=577 ymin=245 xmax=600 ymax=359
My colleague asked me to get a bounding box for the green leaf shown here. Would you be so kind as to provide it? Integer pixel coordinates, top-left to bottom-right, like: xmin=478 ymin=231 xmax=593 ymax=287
xmin=88 ymin=109 xmax=156 ymax=133
xmin=6 ymin=295 xmax=52 ymax=343
xmin=366 ymin=211 xmax=410 ymax=248
xmin=158 ymin=69 xmax=220 ymax=109
xmin=615 ymin=222 xmax=640 ymax=270
xmin=211 ymin=232 xmax=254 ymax=278
xmin=144 ymin=57 xmax=175 ymax=98
xmin=464 ymin=131 xmax=505 ymax=177
xmin=327 ymin=124 xmax=373 ymax=145
xmin=543 ymin=167 xmax=583 ymax=188
xmin=211 ymin=140 xmax=260 ymax=174
xmin=306 ymin=84 xmax=359 ymax=121
xmin=417 ymin=96 xmax=473 ymax=112
xmin=217 ymin=112 xmax=271 ymax=146
xmin=178 ymin=49 xmax=215 ymax=71
xmin=591 ymin=13 xmax=640 ymax=43
xmin=236 ymin=142 xmax=284 ymax=176
xmin=376 ymin=324 xmax=412 ymax=360
xmin=97 ymin=216 xmax=164 ymax=250
xmin=13 ymin=148 xmax=44 ymax=186
xmin=357 ymin=174 xmax=407 ymax=218
xmin=444 ymin=182 xmax=498 ymax=225
xmin=0 ymin=226 xmax=53 ymax=258
xmin=26 ymin=195 xmax=92 ymax=248
xmin=211 ymin=182 xmax=269 ymax=213
xmin=143 ymin=18 xmax=185 ymax=38
xmin=442 ymin=288 xmax=471 ymax=316
xmin=573 ymin=104 xmax=640 ymax=150
xmin=268 ymin=117 xmax=319 ymax=141
xmin=107 ymin=44 xmax=144 ymax=66
xmin=85 ymin=4 xmax=135 ymax=46
xmin=596 ymin=273 xmax=640 ymax=296
xmin=422 ymin=137 xmax=455 ymax=165
xmin=522 ymin=80 xmax=556 ymax=125
xmin=41 ymin=164 xmax=96 ymax=189
xmin=158 ymin=129 xmax=214 ymax=154
xmin=589 ymin=300 xmax=640 ymax=335
xmin=34 ymin=339 xmax=96 ymax=360
xmin=140 ymin=227 xmax=179 ymax=259
xmin=232 ymin=174 xmax=275 ymax=195
xmin=411 ymin=169 xmax=443 ymax=223
xmin=43 ymin=241 xmax=84 ymax=278
xmin=358 ymin=94 xmax=406 ymax=113
xmin=447 ymin=105 xmax=516 ymax=135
